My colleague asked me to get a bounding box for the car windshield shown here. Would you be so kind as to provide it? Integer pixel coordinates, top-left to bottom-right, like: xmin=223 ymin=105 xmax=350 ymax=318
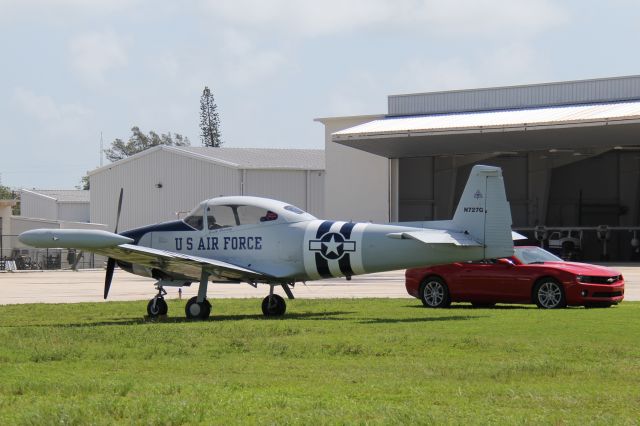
xmin=514 ymin=246 xmax=563 ymax=264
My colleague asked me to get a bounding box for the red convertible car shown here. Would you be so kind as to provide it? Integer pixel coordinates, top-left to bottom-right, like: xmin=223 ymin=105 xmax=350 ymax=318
xmin=405 ymin=246 xmax=624 ymax=309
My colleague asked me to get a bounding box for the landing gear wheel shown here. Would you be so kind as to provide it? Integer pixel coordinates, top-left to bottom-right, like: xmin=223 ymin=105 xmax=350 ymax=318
xmin=533 ymin=279 xmax=566 ymax=309
xmin=185 ymin=296 xmax=212 ymax=320
xmin=262 ymin=294 xmax=286 ymax=317
xmin=419 ymin=277 xmax=451 ymax=308
xmin=147 ymin=297 xmax=168 ymax=317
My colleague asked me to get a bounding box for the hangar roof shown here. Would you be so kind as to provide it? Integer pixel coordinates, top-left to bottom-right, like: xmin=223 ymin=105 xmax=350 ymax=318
xmin=21 ymin=189 xmax=90 ymax=203
xmin=333 ymin=100 xmax=640 ymax=158
xmin=90 ymin=146 xmax=325 ymax=175
xmin=175 ymin=147 xmax=325 ymax=170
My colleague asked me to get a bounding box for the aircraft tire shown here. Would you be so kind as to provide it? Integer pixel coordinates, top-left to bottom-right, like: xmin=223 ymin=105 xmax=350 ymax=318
xmin=147 ymin=297 xmax=168 ymax=317
xmin=185 ymin=296 xmax=212 ymax=320
xmin=419 ymin=276 xmax=451 ymax=308
xmin=262 ymin=294 xmax=286 ymax=317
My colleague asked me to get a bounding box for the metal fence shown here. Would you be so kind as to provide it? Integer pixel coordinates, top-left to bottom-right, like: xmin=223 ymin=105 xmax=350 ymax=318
xmin=0 ymin=234 xmax=102 ymax=271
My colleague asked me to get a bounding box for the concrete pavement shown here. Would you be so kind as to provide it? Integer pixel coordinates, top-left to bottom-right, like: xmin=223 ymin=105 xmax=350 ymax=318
xmin=0 ymin=264 xmax=638 ymax=305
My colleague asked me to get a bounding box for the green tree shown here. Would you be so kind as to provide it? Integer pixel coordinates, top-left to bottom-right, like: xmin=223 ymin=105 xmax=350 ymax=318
xmin=0 ymin=185 xmax=12 ymax=200
xmin=104 ymin=126 xmax=190 ymax=162
xmin=200 ymin=86 xmax=222 ymax=147
xmin=77 ymin=175 xmax=90 ymax=190
xmin=0 ymin=186 xmax=20 ymax=215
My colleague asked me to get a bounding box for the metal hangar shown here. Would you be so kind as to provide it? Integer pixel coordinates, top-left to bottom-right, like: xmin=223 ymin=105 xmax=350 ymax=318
xmin=89 ymin=146 xmax=325 ymax=231
xmin=317 ymin=75 xmax=640 ymax=260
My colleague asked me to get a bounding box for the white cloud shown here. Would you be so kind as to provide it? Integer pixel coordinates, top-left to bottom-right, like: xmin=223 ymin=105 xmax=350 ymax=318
xmin=12 ymin=87 xmax=91 ymax=123
xmin=68 ymin=30 xmax=128 ymax=86
xmin=0 ymin=0 xmax=136 ymax=15
xmin=220 ymin=29 xmax=291 ymax=86
xmin=326 ymin=42 xmax=550 ymax=116
xmin=326 ymin=70 xmax=386 ymax=116
xmin=201 ymin=0 xmax=567 ymax=38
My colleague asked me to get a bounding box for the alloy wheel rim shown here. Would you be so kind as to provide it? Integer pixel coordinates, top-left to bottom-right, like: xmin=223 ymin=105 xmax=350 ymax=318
xmin=539 ymin=282 xmax=561 ymax=308
xmin=424 ymin=281 xmax=444 ymax=306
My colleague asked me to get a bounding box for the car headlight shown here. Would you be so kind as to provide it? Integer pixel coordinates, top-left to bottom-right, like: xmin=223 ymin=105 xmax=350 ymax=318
xmin=576 ymin=275 xmax=591 ymax=283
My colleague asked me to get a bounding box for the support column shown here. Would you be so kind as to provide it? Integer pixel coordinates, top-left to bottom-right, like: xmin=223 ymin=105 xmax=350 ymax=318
xmin=618 ymin=152 xmax=640 ymax=226
xmin=389 ymin=159 xmax=399 ymax=222
xmin=527 ymin=153 xmax=551 ymax=226
xmin=433 ymin=157 xmax=457 ymax=220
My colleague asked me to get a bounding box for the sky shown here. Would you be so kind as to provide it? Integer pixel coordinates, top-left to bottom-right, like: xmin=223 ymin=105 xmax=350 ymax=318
xmin=1 ymin=0 xmax=640 ymax=189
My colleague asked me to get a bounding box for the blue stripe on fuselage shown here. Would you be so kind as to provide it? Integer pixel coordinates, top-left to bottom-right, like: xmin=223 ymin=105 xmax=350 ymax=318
xmin=120 ymin=220 xmax=194 ymax=244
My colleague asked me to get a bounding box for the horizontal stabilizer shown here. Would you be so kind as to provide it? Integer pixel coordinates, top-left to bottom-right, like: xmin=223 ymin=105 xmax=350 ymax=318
xmin=386 ymin=230 xmax=481 ymax=246
xmin=512 ymin=231 xmax=527 ymax=241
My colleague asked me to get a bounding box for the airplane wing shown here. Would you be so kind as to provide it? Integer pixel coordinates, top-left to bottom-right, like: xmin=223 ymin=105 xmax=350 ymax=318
xmin=386 ymin=230 xmax=482 ymax=246
xmin=18 ymin=228 xmax=274 ymax=283
xmin=95 ymin=244 xmax=273 ymax=283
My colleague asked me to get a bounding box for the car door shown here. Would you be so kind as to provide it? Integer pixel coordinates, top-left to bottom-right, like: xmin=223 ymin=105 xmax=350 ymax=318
xmin=454 ymin=260 xmax=504 ymax=302
xmin=455 ymin=259 xmax=523 ymax=303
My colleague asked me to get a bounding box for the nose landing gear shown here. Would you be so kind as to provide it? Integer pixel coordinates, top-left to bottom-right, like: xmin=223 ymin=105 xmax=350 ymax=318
xmin=147 ymin=286 xmax=168 ymax=317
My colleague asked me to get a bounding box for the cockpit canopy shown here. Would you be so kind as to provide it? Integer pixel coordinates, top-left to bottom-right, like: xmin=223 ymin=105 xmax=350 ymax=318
xmin=183 ymin=196 xmax=316 ymax=231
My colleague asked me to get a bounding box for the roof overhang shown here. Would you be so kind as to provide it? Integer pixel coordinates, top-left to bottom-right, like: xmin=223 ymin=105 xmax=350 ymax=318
xmin=332 ymin=101 xmax=640 ymax=158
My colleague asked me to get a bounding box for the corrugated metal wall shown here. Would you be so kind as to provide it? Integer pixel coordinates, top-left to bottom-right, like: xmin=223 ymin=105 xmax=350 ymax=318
xmin=21 ymin=193 xmax=57 ymax=220
xmin=91 ymin=149 xmax=241 ymax=230
xmin=388 ymin=75 xmax=640 ymax=116
xmin=307 ymin=171 xmax=325 ymax=218
xmin=57 ymin=203 xmax=90 ymax=222
xmin=244 ymin=170 xmax=306 ymax=210
xmin=91 ymin=149 xmax=325 ymax=230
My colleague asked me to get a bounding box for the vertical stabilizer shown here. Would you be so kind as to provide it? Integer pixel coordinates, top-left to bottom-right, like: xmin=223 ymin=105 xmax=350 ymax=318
xmin=452 ymin=165 xmax=514 ymax=259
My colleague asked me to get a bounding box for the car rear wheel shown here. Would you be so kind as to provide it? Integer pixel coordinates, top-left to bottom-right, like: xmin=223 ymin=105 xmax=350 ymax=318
xmin=533 ymin=279 xmax=566 ymax=309
xmin=419 ymin=277 xmax=451 ymax=308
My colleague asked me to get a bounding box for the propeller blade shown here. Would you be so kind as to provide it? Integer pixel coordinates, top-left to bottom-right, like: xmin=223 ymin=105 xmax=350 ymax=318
xmin=104 ymin=258 xmax=116 ymax=299
xmin=114 ymin=188 xmax=124 ymax=233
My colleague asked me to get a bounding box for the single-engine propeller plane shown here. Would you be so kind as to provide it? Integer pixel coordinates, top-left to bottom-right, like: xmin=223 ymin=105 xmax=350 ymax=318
xmin=19 ymin=165 xmax=518 ymax=319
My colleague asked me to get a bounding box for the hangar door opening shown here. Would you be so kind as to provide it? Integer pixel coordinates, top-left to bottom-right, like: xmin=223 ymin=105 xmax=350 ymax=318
xmin=397 ymin=155 xmax=529 ymax=225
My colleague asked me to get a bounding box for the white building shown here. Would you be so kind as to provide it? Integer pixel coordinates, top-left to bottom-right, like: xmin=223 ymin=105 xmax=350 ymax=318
xmin=89 ymin=146 xmax=325 ymax=231
xmin=20 ymin=189 xmax=90 ymax=223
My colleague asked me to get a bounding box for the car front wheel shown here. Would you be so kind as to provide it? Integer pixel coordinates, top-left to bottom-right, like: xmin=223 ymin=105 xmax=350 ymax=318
xmin=533 ymin=279 xmax=566 ymax=309
xmin=419 ymin=277 xmax=451 ymax=308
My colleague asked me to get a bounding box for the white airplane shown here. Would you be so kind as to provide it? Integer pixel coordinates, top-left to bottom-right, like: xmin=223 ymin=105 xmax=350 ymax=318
xmin=19 ymin=165 xmax=517 ymax=319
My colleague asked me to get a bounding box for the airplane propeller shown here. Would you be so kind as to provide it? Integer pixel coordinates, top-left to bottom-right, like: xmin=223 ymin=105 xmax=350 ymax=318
xmin=104 ymin=188 xmax=124 ymax=299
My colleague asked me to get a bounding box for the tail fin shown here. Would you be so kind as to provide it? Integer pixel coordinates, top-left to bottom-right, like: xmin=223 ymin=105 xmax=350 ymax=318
xmin=453 ymin=165 xmax=514 ymax=259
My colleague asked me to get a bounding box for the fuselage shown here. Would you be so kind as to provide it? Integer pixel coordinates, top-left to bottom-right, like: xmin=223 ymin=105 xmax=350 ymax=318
xmin=119 ymin=216 xmax=485 ymax=283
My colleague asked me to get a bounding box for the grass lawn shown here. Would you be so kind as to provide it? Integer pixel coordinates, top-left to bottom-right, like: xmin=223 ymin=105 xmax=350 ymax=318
xmin=0 ymin=299 xmax=638 ymax=425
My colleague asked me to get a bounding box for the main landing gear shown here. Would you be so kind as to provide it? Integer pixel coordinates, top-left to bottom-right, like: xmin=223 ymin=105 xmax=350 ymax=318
xmin=145 ymin=277 xmax=295 ymax=320
xmin=185 ymin=270 xmax=212 ymax=320
xmin=261 ymin=284 xmax=294 ymax=317
xmin=185 ymin=296 xmax=212 ymax=320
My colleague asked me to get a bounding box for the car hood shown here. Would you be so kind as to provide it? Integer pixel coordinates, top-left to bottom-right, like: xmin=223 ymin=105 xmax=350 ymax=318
xmin=533 ymin=261 xmax=620 ymax=276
